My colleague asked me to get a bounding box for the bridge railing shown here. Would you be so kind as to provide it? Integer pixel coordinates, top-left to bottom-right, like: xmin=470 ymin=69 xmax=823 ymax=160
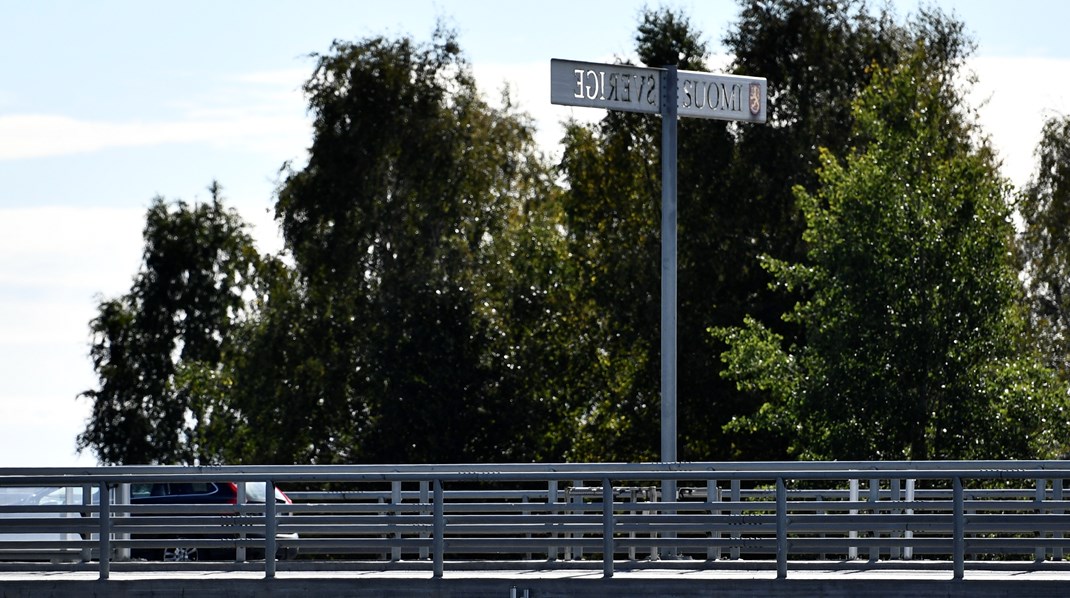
xmin=1 ymin=461 xmax=1069 ymax=580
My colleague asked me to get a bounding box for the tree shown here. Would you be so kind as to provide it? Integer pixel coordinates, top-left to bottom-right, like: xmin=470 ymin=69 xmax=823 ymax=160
xmin=705 ymin=0 xmax=987 ymax=459
xmin=78 ymin=183 xmax=263 ymax=465
xmin=716 ymin=47 xmax=1067 ymax=460
xmin=1018 ymin=115 xmax=1070 ymax=378
xmin=233 ymin=28 xmax=558 ymax=464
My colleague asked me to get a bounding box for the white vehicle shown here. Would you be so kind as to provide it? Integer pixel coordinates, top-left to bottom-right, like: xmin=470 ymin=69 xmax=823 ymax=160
xmin=0 ymin=486 xmax=96 ymax=563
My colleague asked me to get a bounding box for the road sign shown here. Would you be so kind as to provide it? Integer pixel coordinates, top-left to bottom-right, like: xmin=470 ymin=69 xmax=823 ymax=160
xmin=551 ymin=59 xmax=767 ymax=123
xmin=677 ymin=70 xmax=766 ymax=123
xmin=550 ymin=59 xmax=661 ymax=114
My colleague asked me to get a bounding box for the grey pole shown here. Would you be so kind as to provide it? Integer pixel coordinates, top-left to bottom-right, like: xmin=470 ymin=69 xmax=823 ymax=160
xmin=265 ymin=480 xmax=277 ymax=579
xmin=660 ymin=65 xmax=679 ymax=559
xmin=661 ymin=64 xmax=678 ymax=467
xmin=98 ymin=481 xmax=110 ymax=581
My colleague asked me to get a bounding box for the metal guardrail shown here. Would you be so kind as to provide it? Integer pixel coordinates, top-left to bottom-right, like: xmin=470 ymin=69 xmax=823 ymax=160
xmin=2 ymin=461 xmax=1070 ymax=580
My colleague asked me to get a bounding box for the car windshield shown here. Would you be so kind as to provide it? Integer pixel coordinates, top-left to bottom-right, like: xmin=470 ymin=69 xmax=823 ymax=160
xmin=26 ymin=487 xmax=93 ymax=505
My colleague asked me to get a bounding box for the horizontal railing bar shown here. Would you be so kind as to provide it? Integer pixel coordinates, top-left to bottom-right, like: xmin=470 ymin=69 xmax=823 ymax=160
xmin=8 ymin=469 xmax=1070 ymax=487
xmin=284 ymin=503 xmax=429 ymax=514
xmin=6 ymin=459 xmax=1070 ymax=475
xmin=287 ymin=490 xmax=554 ymax=500
xmin=286 ymin=538 xmax=433 ymax=549
xmin=270 ymin=515 xmax=432 ymax=525
xmin=0 ymin=540 xmax=98 ymax=549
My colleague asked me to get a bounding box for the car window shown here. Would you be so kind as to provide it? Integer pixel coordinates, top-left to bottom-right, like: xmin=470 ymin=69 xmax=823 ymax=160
xmin=167 ymin=483 xmax=216 ymax=496
xmin=131 ymin=483 xmax=153 ymax=499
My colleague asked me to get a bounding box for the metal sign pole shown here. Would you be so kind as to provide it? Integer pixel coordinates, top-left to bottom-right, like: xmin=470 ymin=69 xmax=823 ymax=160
xmin=659 ymin=64 xmax=679 ymax=559
xmin=660 ymin=65 xmax=678 ymax=467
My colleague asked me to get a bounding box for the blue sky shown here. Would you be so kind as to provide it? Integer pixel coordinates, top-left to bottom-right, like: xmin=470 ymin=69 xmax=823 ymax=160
xmin=2 ymin=0 xmax=1068 ymax=467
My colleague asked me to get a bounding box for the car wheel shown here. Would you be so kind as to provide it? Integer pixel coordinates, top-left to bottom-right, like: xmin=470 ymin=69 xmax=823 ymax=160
xmin=163 ymin=546 xmax=198 ymax=562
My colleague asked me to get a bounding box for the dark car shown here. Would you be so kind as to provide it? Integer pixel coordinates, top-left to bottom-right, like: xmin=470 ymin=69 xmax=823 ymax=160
xmin=129 ymin=482 xmax=298 ymax=562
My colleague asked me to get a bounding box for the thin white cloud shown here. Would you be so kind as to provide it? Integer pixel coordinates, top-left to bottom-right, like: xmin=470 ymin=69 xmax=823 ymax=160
xmin=0 ymin=70 xmax=311 ymax=161
xmin=0 ymin=112 xmax=309 ymax=161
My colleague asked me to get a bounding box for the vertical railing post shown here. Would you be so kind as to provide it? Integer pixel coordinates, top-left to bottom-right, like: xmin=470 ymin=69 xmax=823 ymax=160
xmin=236 ymin=482 xmax=247 ymax=563
xmin=391 ymin=480 xmax=402 ymax=562
xmin=626 ymin=487 xmax=637 ymax=561
xmin=547 ymin=480 xmax=559 ymax=561
xmin=1055 ymin=479 xmax=1064 ymax=561
xmin=904 ymin=479 xmax=915 ymax=561
xmin=603 ymin=479 xmax=614 ymax=578
xmin=869 ymin=479 xmax=880 ymax=563
xmin=81 ymin=484 xmax=93 ymax=563
xmin=570 ymin=479 xmax=583 ymax=561
xmin=776 ymin=477 xmax=787 ymax=580
xmin=648 ymin=486 xmax=657 ymax=562
xmin=1036 ymin=478 xmax=1047 ymax=563
xmin=433 ymin=479 xmax=444 ymax=578
xmin=953 ymin=476 xmax=964 ymax=580
xmin=848 ymin=478 xmax=859 ymax=560
xmin=523 ymin=492 xmax=533 ymax=560
xmin=419 ymin=481 xmax=430 ymax=561
xmin=114 ymin=483 xmax=131 ymax=562
xmin=730 ymin=480 xmax=741 ymax=560
xmin=98 ymin=481 xmax=111 ymax=580
xmin=707 ymin=479 xmax=720 ymax=561
xmin=890 ymin=478 xmax=901 ymax=560
xmin=265 ymin=480 xmax=277 ymax=579
xmin=377 ymin=493 xmax=387 ymax=560
xmin=817 ymin=490 xmax=827 ymax=561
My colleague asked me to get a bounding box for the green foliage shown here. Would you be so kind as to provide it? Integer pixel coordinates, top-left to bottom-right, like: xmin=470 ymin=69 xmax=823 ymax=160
xmin=713 ymin=317 xmax=801 ymax=456
xmin=557 ymin=114 xmax=661 ymax=461
xmin=716 ymin=48 xmax=1069 ymax=460
xmin=1018 ymin=116 xmax=1070 ymax=378
xmin=235 ymin=28 xmax=558 ymax=464
xmin=78 ymin=183 xmax=263 ymax=465
xmin=636 ymin=8 xmax=708 ymax=67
